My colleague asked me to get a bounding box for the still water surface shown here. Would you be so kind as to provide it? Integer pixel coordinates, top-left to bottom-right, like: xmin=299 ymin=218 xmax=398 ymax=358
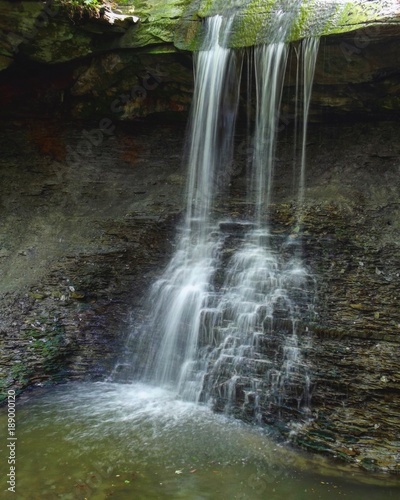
xmin=1 ymin=382 xmax=399 ymax=499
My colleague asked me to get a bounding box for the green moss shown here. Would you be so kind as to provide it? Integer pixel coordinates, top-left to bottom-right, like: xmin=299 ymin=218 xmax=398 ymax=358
xmin=197 ymin=0 xmax=266 ymax=19
xmin=177 ymin=0 xmax=400 ymax=50
xmin=116 ymin=0 xmax=195 ymax=49
xmin=10 ymin=362 xmax=31 ymax=384
xmin=126 ymin=0 xmax=193 ymax=19
xmin=0 ymin=319 xmax=68 ymax=398
xmin=174 ymin=0 xmax=203 ymax=51
xmin=336 ymin=2 xmax=375 ymax=30
xmin=0 ymin=362 xmax=32 ymax=399
xmin=229 ymin=0 xmax=275 ymax=47
xmin=319 ymin=1 xmax=399 ymax=37
xmin=288 ymin=3 xmax=308 ymax=41
xmin=140 ymin=44 xmax=178 ymax=54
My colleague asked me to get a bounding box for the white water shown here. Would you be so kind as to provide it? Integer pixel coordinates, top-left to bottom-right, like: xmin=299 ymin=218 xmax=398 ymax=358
xmin=115 ymin=8 xmax=320 ymax=425
xmin=297 ymin=36 xmax=320 ymax=230
xmin=139 ymin=17 xmax=243 ymax=400
xmin=184 ymin=16 xmax=241 ymax=229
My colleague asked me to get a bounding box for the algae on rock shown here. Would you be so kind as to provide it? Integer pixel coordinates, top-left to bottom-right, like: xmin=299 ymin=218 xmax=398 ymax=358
xmin=1 ymin=0 xmax=399 ymax=65
xmin=175 ymin=0 xmax=400 ymax=50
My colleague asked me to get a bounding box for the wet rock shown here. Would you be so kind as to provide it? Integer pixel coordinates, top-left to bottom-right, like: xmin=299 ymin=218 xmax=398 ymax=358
xmin=216 ymin=121 xmax=400 ymax=472
xmin=0 ymin=120 xmax=184 ymax=402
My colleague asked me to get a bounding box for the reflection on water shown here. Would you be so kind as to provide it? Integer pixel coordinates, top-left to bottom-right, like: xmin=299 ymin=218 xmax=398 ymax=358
xmin=0 ymin=382 xmax=399 ymax=499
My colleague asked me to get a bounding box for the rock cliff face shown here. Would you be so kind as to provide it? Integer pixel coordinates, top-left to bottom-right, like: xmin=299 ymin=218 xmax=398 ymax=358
xmin=0 ymin=0 xmax=400 ymax=474
xmin=0 ymin=120 xmax=184 ymax=387
xmin=0 ymin=1 xmax=399 ymax=120
xmin=260 ymin=122 xmax=400 ymax=474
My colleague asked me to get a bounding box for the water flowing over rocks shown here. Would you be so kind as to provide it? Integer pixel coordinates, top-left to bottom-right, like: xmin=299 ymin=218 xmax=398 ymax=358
xmin=0 ymin=0 xmax=400 ymax=475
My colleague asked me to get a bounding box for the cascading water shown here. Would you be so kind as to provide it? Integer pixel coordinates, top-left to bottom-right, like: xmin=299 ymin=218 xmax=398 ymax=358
xmin=190 ymin=20 xmax=320 ymax=422
xmin=297 ymin=36 xmax=320 ymax=231
xmin=139 ymin=16 xmax=243 ymax=401
xmin=113 ymin=4 xmax=320 ymax=426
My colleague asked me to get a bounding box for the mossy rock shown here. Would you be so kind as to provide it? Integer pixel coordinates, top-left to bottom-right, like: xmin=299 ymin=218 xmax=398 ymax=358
xmin=118 ymin=0 xmax=195 ymax=49
xmin=175 ymin=0 xmax=400 ymax=50
xmin=2 ymin=0 xmax=399 ymax=64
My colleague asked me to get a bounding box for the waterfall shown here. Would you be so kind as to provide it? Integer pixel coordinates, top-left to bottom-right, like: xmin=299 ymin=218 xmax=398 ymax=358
xmin=114 ymin=7 xmax=320 ymax=425
xmin=142 ymin=16 xmax=243 ymax=399
xmin=297 ymin=37 xmax=320 ymax=231
xmin=191 ymin=33 xmax=320 ymax=420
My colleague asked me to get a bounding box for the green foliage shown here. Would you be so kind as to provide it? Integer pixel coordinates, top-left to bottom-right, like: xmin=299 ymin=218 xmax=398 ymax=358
xmin=57 ymin=0 xmax=103 ymax=6
xmin=54 ymin=0 xmax=105 ymax=18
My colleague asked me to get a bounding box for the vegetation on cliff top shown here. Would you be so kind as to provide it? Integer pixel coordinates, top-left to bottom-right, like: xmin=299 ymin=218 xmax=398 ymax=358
xmin=53 ymin=0 xmax=103 ymax=18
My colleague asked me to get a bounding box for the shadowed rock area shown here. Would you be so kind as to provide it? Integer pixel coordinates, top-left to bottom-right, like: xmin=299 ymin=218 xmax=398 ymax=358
xmin=0 ymin=120 xmax=184 ymax=386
